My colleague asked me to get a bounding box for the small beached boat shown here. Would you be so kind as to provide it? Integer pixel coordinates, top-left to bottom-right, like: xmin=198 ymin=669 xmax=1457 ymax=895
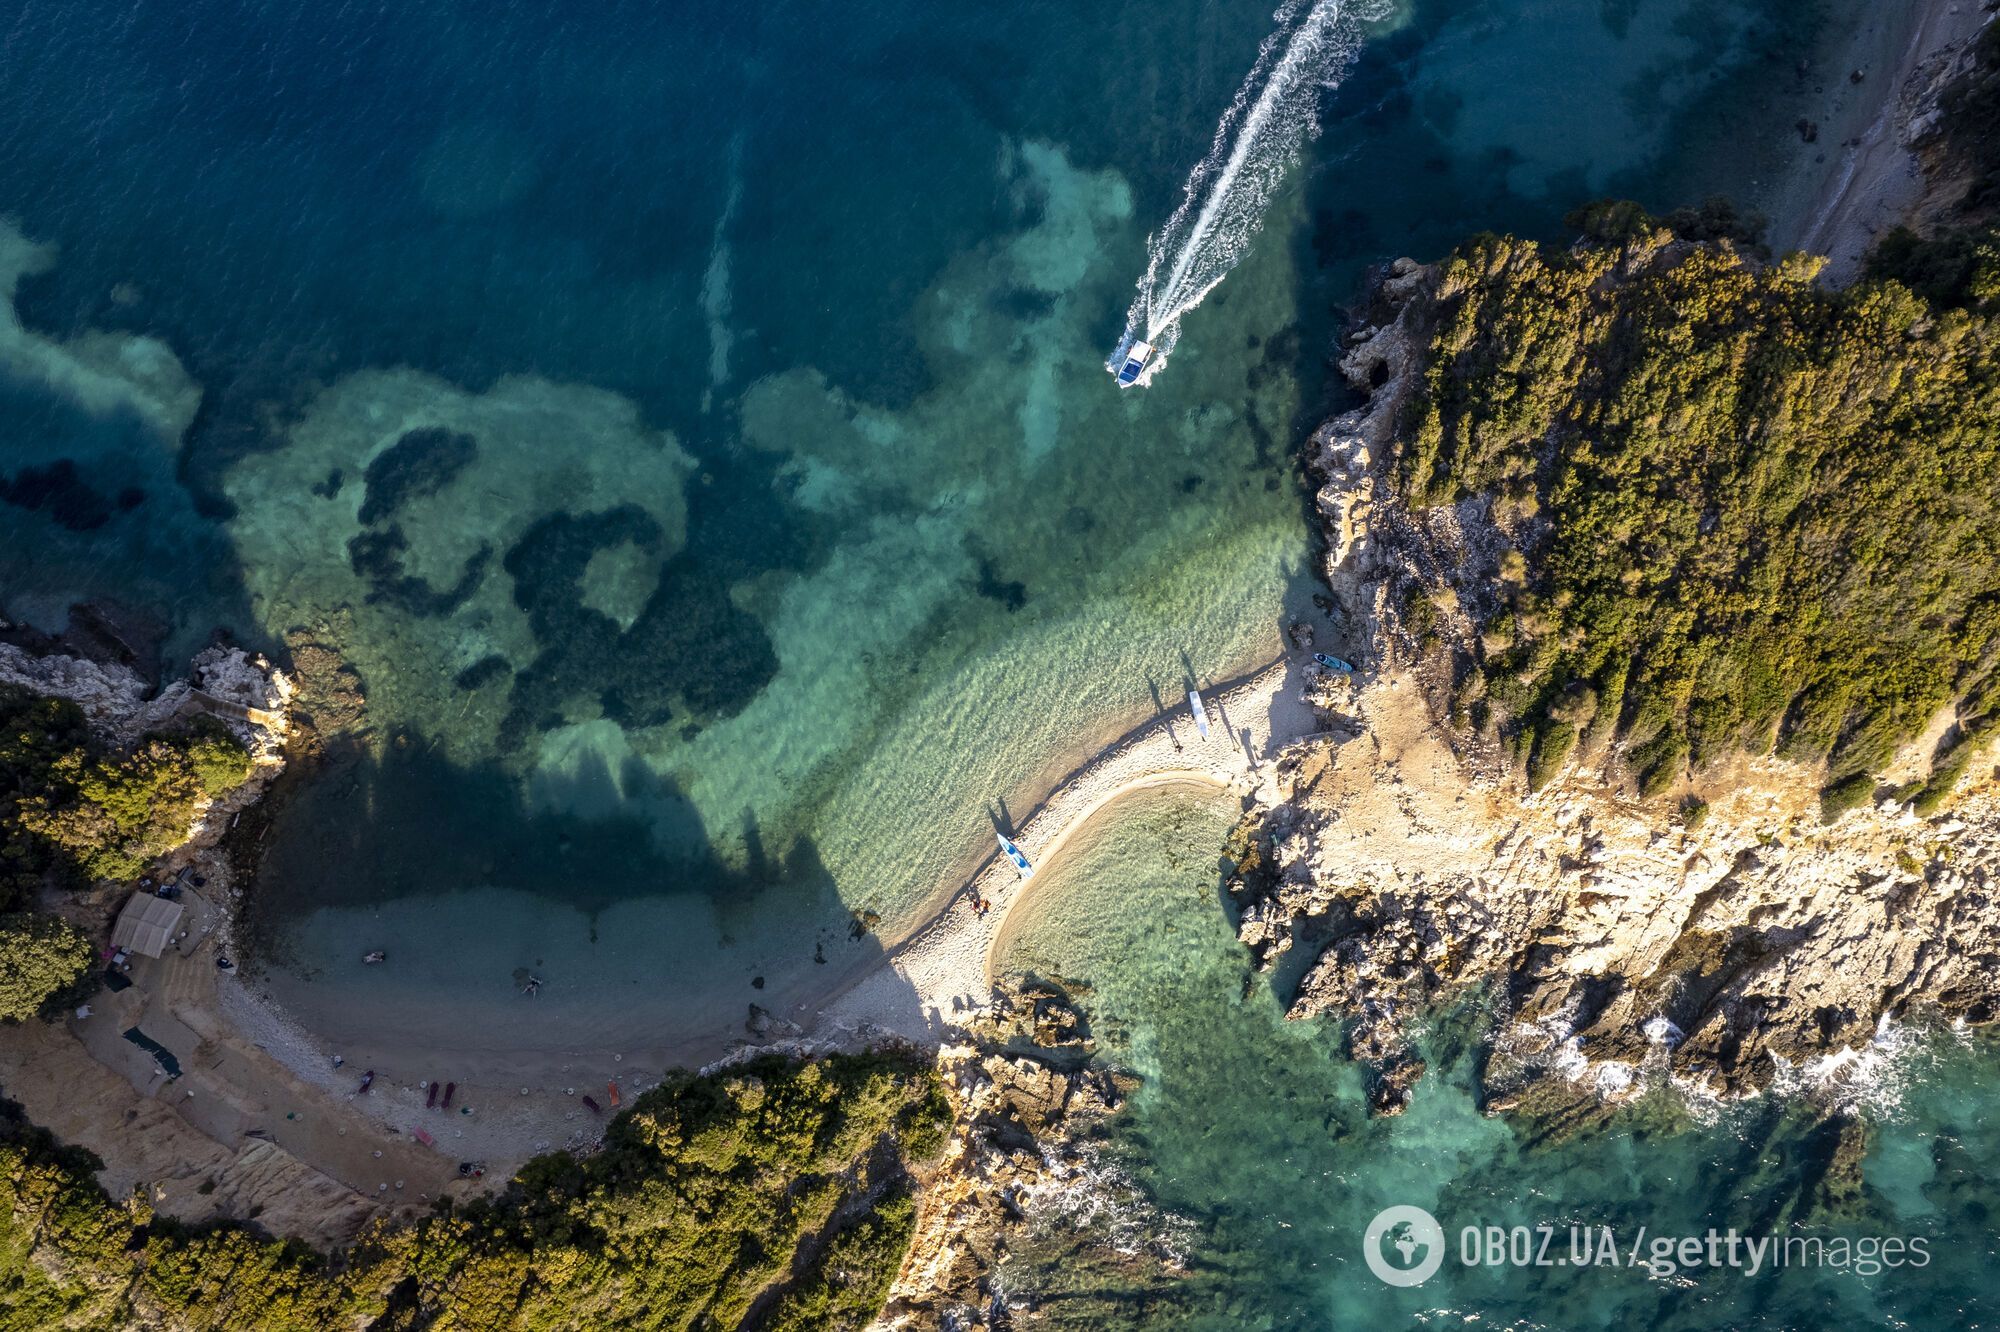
xmin=996 ymin=831 xmax=1034 ymax=879
xmin=357 ymin=1070 xmax=374 ymax=1094
xmin=441 ymin=1082 xmax=456 ymax=1110
xmin=1188 ymin=688 xmax=1211 ymax=740
xmin=607 ymin=1080 xmax=621 ymax=1107
xmin=1313 ymin=653 xmax=1355 ymax=673
xmin=425 ymin=1082 xmax=438 ymax=1110
xmin=582 ymin=1095 xmax=602 ymax=1113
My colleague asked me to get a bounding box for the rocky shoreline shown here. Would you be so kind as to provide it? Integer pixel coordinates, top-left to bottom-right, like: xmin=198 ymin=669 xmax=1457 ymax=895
xmin=881 ymin=978 xmax=1186 ymax=1331
xmin=1224 ymin=249 xmax=2000 ymax=1125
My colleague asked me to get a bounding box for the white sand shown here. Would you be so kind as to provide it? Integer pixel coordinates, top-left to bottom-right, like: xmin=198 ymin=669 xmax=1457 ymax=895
xmin=816 ymin=655 xmax=1323 ymax=1043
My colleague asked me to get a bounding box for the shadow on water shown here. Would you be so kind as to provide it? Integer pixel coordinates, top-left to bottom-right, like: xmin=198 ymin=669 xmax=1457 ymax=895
xmin=239 ymin=729 xmax=928 ymax=1056
xmin=246 ymin=733 xmax=830 ymax=927
xmin=988 ymin=799 xmax=1018 ymax=840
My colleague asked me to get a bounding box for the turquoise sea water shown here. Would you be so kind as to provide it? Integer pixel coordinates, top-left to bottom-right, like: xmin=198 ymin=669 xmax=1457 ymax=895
xmin=0 ymin=0 xmax=1909 ymax=1053
xmin=5 ymin=0 xmax=1986 ymax=1320
xmin=999 ymin=790 xmax=2000 ymax=1328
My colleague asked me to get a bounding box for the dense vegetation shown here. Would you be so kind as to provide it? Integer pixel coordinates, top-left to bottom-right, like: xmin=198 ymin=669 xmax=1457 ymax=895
xmin=1398 ymin=218 xmax=2000 ymax=811
xmin=0 ymin=913 xmax=93 ymax=1023
xmin=0 ymin=685 xmax=253 ymax=1020
xmin=0 ymin=688 xmax=252 ymax=897
xmin=1390 ymin=25 xmax=2000 ymax=814
xmin=0 ymin=1052 xmax=948 ymax=1331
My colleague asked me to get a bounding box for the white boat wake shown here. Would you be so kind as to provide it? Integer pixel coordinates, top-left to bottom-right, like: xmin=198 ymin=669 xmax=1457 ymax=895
xmin=1111 ymin=0 xmax=1379 ymax=387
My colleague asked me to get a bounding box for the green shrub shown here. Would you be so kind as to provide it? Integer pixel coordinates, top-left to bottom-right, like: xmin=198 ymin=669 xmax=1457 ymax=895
xmin=1401 ymin=224 xmax=2000 ymax=802
xmin=0 ymin=913 xmax=93 ymax=1023
xmin=0 ymin=1053 xmax=948 ymax=1330
xmin=1819 ymin=772 xmax=1879 ymax=823
xmin=10 ymin=725 xmax=251 ymax=885
xmin=1526 ymin=719 xmax=1578 ymax=792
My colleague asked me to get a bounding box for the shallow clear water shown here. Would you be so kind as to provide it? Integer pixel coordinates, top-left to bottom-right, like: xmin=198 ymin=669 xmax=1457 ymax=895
xmin=8 ymin=3 xmax=1981 ymax=1307
xmin=999 ymin=789 xmax=2000 ymax=1328
xmin=0 ymin=0 xmax=1897 ymax=1053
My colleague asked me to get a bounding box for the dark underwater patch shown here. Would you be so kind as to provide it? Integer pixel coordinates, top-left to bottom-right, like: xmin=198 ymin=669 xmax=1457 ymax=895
xmin=495 ymin=506 xmax=778 ymax=747
xmin=453 ymin=654 xmax=511 ymax=692
xmin=358 ymin=427 xmax=478 ymax=525
xmin=0 ymin=459 xmax=120 ymax=531
xmin=974 ymin=555 xmax=1027 ymax=612
xmin=346 ymin=524 xmax=492 ymax=617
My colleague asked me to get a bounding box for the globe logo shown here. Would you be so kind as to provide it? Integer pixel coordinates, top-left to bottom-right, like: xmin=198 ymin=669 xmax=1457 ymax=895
xmin=1362 ymin=1204 xmax=1446 ymax=1287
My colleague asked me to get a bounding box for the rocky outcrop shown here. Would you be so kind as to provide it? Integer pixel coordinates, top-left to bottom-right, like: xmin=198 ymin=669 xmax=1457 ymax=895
xmin=1235 ymin=260 xmax=2000 ymax=1122
xmin=880 ymin=978 xmax=1179 ymax=1330
xmin=0 ymin=632 xmax=292 ymax=763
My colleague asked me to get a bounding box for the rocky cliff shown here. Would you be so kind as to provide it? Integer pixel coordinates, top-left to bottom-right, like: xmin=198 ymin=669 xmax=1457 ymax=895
xmin=1229 ymin=261 xmax=2000 ymax=1122
xmin=880 ymin=978 xmax=1185 ymax=1330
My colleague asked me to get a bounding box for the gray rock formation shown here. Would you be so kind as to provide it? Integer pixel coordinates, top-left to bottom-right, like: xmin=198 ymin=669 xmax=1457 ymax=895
xmin=1231 ymin=261 xmax=2000 ymax=1120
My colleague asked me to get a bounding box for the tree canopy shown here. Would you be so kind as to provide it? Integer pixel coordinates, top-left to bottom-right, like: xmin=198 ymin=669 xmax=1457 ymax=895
xmin=0 ymin=688 xmax=252 ymax=896
xmin=0 ymin=1051 xmax=948 ymax=1331
xmin=0 ymin=913 xmax=92 ymax=1023
xmin=1397 ymin=222 xmax=2000 ymax=811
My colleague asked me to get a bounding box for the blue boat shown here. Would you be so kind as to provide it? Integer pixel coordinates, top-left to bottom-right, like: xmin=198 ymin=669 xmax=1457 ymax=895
xmin=996 ymin=832 xmax=1034 ymax=879
xmin=1314 ymin=653 xmax=1356 ymax=673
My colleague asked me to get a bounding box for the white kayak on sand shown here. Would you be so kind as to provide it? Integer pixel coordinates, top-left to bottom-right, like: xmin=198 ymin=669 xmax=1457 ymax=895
xmin=1189 ymin=688 xmax=1210 ymax=740
xmin=997 ymin=832 xmax=1034 ymax=879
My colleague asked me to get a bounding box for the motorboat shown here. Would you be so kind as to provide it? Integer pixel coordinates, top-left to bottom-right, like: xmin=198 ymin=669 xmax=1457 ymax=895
xmin=1109 ymin=336 xmax=1154 ymax=387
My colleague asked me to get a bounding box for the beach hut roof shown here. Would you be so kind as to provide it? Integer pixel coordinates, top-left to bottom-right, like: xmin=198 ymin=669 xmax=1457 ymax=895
xmin=111 ymin=892 xmax=183 ymax=959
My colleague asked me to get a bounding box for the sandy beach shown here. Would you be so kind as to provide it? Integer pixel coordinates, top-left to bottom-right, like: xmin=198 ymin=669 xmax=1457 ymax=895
xmin=7 ymin=0 xmax=1985 ymax=1232
xmin=1776 ymin=0 xmax=1991 ymax=280
xmin=817 ymin=656 xmax=1324 ymax=1045
xmin=42 ymin=646 xmax=1323 ymax=1194
xmin=187 ymin=652 xmax=1328 ymax=1179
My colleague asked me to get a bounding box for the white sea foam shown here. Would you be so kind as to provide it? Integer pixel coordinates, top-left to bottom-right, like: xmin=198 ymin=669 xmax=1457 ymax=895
xmin=1769 ymin=1012 xmax=1929 ymax=1119
xmin=1020 ymin=1139 xmax=1194 ymax=1268
xmin=1113 ymin=0 xmax=1384 ymax=385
